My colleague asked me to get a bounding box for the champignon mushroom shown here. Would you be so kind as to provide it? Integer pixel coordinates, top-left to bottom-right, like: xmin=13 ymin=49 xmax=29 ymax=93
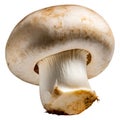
xmin=6 ymin=5 xmax=114 ymax=115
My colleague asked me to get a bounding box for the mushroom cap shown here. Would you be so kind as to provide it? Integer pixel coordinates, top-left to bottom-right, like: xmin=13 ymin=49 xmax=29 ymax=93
xmin=6 ymin=5 xmax=114 ymax=85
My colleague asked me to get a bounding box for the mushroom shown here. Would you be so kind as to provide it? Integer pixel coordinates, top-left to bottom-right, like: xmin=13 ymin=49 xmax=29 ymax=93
xmin=6 ymin=5 xmax=114 ymax=115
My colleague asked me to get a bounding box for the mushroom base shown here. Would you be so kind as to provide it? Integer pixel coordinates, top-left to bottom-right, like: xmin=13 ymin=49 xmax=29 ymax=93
xmin=44 ymin=89 xmax=98 ymax=115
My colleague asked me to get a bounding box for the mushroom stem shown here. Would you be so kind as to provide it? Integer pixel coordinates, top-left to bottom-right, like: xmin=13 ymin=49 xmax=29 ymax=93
xmin=38 ymin=50 xmax=97 ymax=115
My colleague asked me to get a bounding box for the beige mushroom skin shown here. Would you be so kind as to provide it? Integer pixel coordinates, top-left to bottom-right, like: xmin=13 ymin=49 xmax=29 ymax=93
xmin=6 ymin=5 xmax=114 ymax=115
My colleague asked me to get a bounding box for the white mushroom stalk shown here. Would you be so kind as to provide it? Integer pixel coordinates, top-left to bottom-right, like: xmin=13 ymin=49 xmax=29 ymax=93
xmin=38 ymin=50 xmax=97 ymax=115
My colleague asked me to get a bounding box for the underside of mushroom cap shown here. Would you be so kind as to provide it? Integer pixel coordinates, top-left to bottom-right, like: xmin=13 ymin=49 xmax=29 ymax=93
xmin=6 ymin=5 xmax=114 ymax=85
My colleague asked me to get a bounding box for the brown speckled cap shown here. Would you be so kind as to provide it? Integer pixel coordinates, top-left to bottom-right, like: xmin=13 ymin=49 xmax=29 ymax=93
xmin=6 ymin=5 xmax=114 ymax=85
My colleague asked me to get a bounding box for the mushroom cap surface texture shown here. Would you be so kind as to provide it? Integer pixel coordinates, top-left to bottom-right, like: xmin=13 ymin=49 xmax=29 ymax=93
xmin=6 ymin=5 xmax=114 ymax=85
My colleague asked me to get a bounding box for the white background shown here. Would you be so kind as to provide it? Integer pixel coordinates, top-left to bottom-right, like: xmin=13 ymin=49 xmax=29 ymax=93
xmin=0 ymin=0 xmax=119 ymax=119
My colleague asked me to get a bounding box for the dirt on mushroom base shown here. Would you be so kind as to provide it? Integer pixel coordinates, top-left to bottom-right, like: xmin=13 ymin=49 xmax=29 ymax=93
xmin=44 ymin=89 xmax=98 ymax=115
